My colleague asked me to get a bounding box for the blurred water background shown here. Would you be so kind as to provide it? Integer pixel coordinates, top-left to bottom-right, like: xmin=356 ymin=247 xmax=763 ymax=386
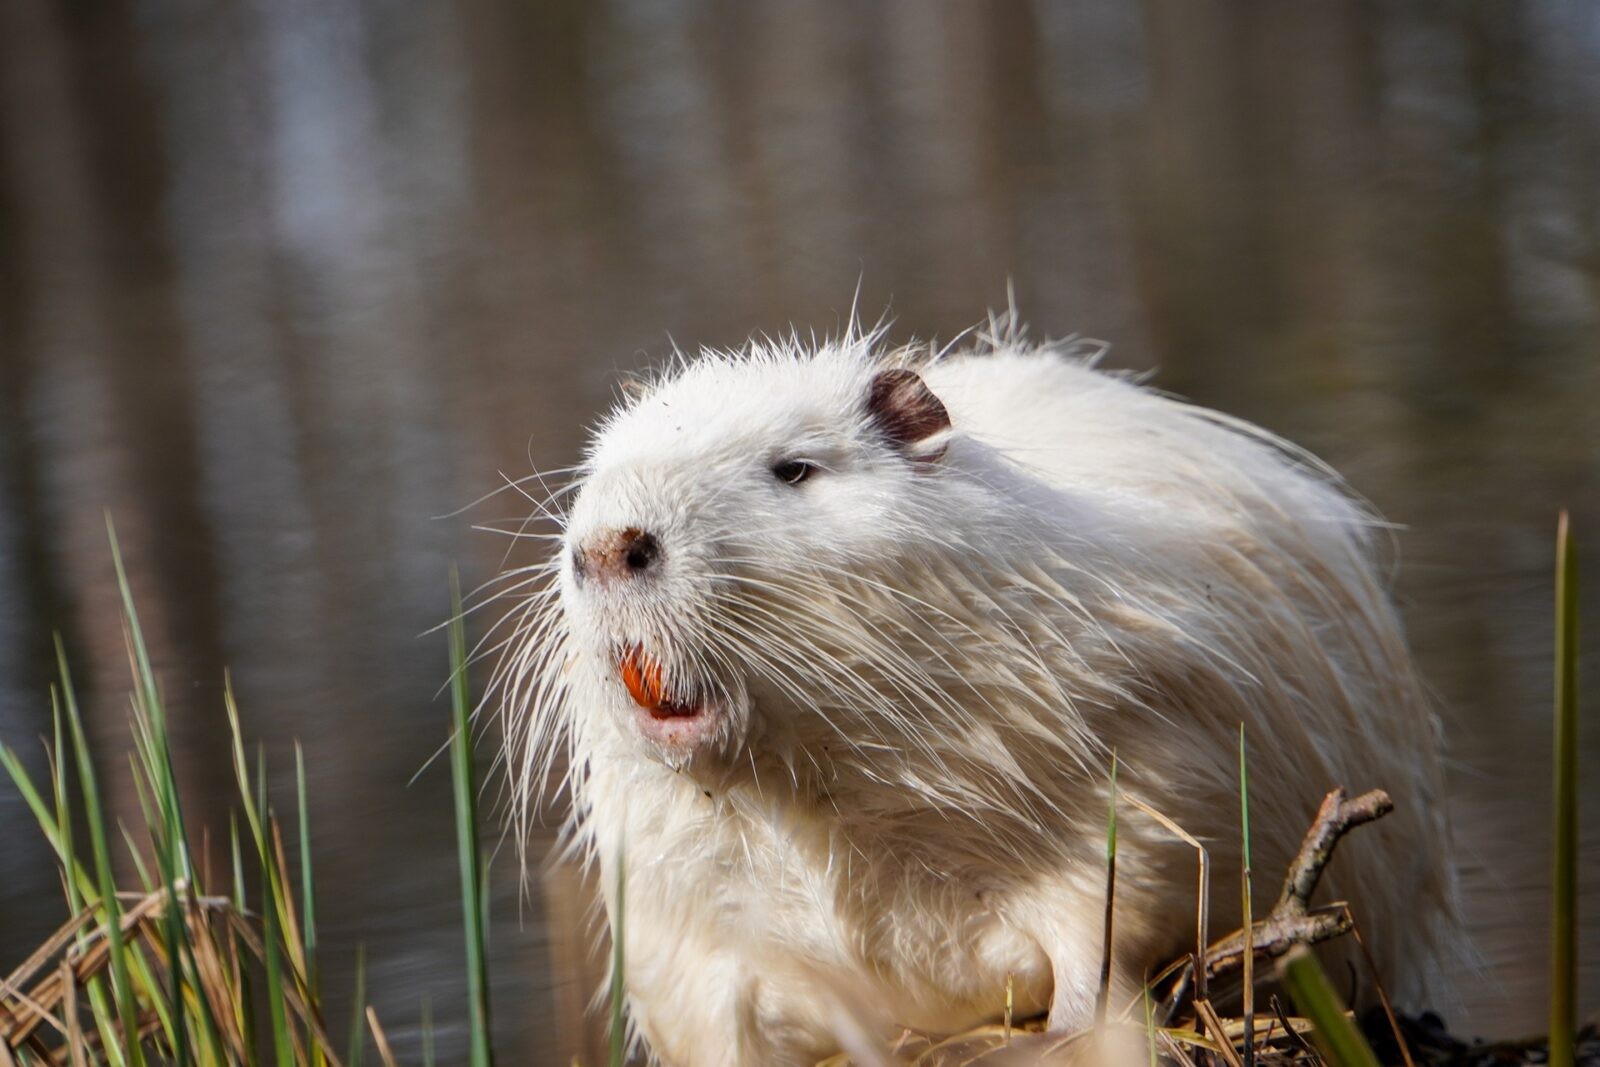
xmin=1 ymin=0 xmax=1598 ymax=1060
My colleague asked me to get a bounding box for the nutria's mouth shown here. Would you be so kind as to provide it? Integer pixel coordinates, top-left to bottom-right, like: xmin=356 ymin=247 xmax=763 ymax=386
xmin=617 ymin=645 xmax=715 ymax=748
xmin=618 ymin=644 xmax=701 ymax=715
xmin=646 ymin=698 xmax=701 ymax=719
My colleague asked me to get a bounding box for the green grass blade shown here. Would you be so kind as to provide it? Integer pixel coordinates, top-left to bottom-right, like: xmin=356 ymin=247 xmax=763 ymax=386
xmin=126 ymin=753 xmax=160 ymax=856
xmin=1239 ymin=724 xmax=1252 ymax=872
xmin=109 ymin=522 xmax=202 ymax=1066
xmin=119 ymin=822 xmax=155 ymax=892
xmin=262 ymin=857 xmax=294 ymax=1067
xmin=230 ymin=812 xmax=247 ymax=911
xmin=51 ymin=693 xmax=83 ymax=915
xmin=1550 ymin=511 xmax=1579 ymax=1067
xmin=105 ymin=519 xmax=166 ymax=814
xmin=224 ymin=680 xmax=265 ymax=851
xmin=0 ymin=740 xmax=97 ymax=903
xmin=84 ymin=977 xmax=127 ymax=1067
xmin=1240 ymin=724 xmax=1254 ymax=1067
xmin=1143 ymin=979 xmax=1157 ymax=1067
xmin=56 ymin=691 xmax=125 ymax=1067
xmin=47 ymin=693 xmax=125 ymax=1067
xmin=296 ymin=743 xmax=319 ymax=993
xmin=228 ymin=684 xmax=308 ymax=992
xmin=258 ymin=755 xmax=295 ymax=1067
xmin=296 ymin=742 xmax=324 ymax=1067
xmin=449 ymin=566 xmax=495 ymax=1067
xmin=56 ymin=636 xmax=146 ymax=1067
xmin=230 ymin=814 xmax=257 ymax=1056
xmin=1278 ymin=945 xmax=1380 ymax=1067
xmin=231 ymin=684 xmax=313 ymax=1023
xmin=108 ymin=516 xmax=194 ymax=880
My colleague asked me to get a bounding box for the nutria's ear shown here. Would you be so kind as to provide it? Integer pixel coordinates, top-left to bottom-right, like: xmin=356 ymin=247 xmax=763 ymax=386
xmin=866 ymin=368 xmax=951 ymax=464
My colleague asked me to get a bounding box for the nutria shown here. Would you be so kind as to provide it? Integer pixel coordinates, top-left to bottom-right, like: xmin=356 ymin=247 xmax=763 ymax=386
xmin=495 ymin=321 xmax=1457 ymax=1066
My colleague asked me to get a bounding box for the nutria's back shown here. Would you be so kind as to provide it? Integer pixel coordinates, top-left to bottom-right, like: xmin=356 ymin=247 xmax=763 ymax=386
xmin=926 ymin=348 xmax=1457 ymax=1003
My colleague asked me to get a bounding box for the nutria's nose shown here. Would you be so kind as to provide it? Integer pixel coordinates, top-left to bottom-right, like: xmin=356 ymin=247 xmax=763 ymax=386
xmin=573 ymin=527 xmax=661 ymax=584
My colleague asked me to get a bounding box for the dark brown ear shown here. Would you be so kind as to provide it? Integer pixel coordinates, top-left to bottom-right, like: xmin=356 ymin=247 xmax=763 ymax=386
xmin=866 ymin=368 xmax=951 ymax=462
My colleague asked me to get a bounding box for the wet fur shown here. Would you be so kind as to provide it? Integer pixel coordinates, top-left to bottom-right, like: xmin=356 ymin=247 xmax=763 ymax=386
xmin=491 ymin=324 xmax=1458 ymax=1066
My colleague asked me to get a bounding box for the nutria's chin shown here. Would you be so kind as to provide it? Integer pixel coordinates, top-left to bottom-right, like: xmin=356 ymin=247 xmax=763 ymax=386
xmin=630 ymin=696 xmax=722 ymax=755
xmin=497 ymin=321 xmax=1461 ymax=1067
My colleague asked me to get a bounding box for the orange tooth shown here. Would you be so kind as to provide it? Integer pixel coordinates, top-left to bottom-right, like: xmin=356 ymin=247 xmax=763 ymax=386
xmin=620 ymin=645 xmax=669 ymax=710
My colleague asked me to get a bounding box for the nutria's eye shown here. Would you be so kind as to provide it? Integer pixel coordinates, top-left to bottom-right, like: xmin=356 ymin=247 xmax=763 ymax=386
xmin=772 ymin=460 xmax=815 ymax=486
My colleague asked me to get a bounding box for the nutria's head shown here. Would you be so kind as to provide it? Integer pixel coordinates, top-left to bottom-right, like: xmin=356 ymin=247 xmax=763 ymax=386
xmin=554 ymin=342 xmax=955 ymax=772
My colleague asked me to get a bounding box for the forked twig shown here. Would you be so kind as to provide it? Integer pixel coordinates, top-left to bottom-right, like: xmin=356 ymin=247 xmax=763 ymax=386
xmin=1205 ymin=788 xmax=1392 ymax=981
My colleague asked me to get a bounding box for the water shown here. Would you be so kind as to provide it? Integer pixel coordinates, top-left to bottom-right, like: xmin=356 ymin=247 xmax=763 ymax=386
xmin=1 ymin=1 xmax=1597 ymax=1059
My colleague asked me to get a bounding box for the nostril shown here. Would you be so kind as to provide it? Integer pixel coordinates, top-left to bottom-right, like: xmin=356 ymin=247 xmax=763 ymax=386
xmin=623 ymin=529 xmax=660 ymax=573
xmin=578 ymin=527 xmax=661 ymax=582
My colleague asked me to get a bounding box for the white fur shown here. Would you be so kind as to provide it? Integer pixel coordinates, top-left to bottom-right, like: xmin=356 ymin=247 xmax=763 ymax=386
xmin=492 ymin=325 xmax=1458 ymax=1066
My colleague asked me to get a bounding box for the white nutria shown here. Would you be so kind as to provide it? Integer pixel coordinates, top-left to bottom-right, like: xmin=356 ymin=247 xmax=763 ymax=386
xmin=494 ymin=320 xmax=1457 ymax=1066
